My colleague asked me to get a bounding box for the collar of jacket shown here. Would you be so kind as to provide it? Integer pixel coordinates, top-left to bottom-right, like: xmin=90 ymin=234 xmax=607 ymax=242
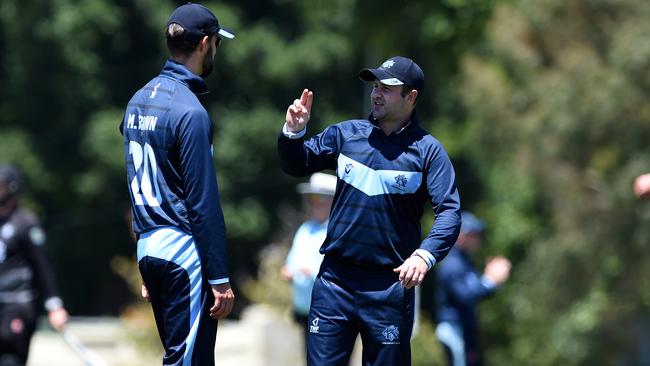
xmin=367 ymin=109 xmax=420 ymax=136
xmin=160 ymin=59 xmax=210 ymax=96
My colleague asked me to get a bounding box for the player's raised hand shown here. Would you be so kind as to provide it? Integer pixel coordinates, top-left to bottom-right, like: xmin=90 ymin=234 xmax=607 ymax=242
xmin=634 ymin=173 xmax=650 ymax=199
xmin=483 ymin=256 xmax=511 ymax=285
xmin=285 ymin=89 xmax=313 ymax=133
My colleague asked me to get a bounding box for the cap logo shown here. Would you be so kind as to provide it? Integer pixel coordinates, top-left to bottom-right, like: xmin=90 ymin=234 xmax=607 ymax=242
xmin=381 ymin=60 xmax=395 ymax=69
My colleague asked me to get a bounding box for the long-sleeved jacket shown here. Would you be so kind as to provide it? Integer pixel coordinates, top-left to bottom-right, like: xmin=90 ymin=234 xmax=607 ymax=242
xmin=120 ymin=59 xmax=228 ymax=283
xmin=435 ymin=248 xmax=497 ymax=346
xmin=278 ymin=112 xmax=461 ymax=268
xmin=0 ymin=206 xmax=62 ymax=311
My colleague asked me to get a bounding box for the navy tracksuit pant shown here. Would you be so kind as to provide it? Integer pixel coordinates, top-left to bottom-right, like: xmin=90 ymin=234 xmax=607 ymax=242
xmin=137 ymin=227 xmax=218 ymax=366
xmin=307 ymin=256 xmax=415 ymax=366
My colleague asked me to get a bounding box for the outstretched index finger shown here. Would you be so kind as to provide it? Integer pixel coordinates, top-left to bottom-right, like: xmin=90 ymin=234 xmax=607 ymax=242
xmin=300 ymin=89 xmax=314 ymax=111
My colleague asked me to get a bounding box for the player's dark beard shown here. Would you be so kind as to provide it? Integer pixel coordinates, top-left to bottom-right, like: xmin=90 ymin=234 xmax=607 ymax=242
xmin=371 ymin=109 xmax=385 ymax=121
xmin=200 ymin=44 xmax=214 ymax=78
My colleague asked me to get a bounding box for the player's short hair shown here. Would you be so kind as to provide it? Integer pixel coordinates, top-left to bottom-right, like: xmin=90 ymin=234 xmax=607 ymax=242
xmin=401 ymin=85 xmax=420 ymax=104
xmin=165 ymin=3 xmax=234 ymax=59
xmin=165 ymin=23 xmax=205 ymax=58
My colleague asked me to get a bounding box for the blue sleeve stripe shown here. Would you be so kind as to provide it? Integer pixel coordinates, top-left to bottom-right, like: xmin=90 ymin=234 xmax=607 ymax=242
xmin=480 ymin=276 xmax=497 ymax=290
xmin=413 ymin=249 xmax=436 ymax=270
xmin=208 ymin=278 xmax=230 ymax=285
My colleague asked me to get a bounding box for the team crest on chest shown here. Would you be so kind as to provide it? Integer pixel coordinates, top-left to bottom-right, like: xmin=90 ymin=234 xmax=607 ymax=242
xmin=392 ymin=175 xmax=408 ymax=191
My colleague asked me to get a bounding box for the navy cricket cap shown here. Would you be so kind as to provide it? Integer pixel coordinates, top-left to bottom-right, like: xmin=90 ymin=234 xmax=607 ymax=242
xmin=359 ymin=56 xmax=424 ymax=94
xmin=167 ymin=3 xmax=235 ymax=40
xmin=460 ymin=211 xmax=486 ymax=234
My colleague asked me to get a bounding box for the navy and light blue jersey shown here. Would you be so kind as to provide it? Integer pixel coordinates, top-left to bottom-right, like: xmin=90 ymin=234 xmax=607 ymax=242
xmin=278 ymin=112 xmax=461 ymax=268
xmin=120 ymin=59 xmax=228 ymax=283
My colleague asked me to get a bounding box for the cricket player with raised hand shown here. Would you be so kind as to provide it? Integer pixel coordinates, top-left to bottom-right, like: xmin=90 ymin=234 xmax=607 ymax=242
xmin=120 ymin=3 xmax=234 ymax=365
xmin=278 ymin=56 xmax=462 ymax=366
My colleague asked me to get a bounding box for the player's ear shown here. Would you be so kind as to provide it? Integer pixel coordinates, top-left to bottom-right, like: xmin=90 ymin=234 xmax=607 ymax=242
xmin=198 ymin=35 xmax=210 ymax=52
xmin=408 ymin=90 xmax=418 ymax=105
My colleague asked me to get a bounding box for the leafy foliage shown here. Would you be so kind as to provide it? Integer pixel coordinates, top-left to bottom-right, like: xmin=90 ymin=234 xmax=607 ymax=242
xmin=460 ymin=0 xmax=650 ymax=363
xmin=4 ymin=0 xmax=647 ymax=362
xmin=0 ymin=0 xmax=494 ymax=314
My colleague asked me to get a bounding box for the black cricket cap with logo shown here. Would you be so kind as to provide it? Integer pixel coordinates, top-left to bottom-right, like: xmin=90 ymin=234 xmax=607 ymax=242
xmin=359 ymin=56 xmax=424 ymax=94
xmin=167 ymin=2 xmax=235 ymax=41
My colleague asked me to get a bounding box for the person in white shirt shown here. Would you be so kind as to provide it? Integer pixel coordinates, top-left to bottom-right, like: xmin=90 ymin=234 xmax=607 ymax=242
xmin=282 ymin=172 xmax=337 ymax=354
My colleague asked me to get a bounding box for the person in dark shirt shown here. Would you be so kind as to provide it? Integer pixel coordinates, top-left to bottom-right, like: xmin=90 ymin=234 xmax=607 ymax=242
xmin=120 ymin=3 xmax=235 ymax=365
xmin=0 ymin=165 xmax=68 ymax=366
xmin=435 ymin=212 xmax=511 ymax=366
xmin=278 ymin=56 xmax=461 ymax=366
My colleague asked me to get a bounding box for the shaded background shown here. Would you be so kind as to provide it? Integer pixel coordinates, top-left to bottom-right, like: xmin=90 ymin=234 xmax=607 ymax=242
xmin=1 ymin=0 xmax=650 ymax=364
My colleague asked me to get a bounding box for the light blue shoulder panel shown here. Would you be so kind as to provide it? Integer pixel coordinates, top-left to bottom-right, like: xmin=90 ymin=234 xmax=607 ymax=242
xmin=337 ymin=153 xmax=422 ymax=196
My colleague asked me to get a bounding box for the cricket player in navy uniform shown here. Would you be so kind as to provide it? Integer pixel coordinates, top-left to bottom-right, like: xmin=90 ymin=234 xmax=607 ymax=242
xmin=119 ymin=3 xmax=235 ymax=365
xmin=435 ymin=212 xmax=511 ymax=366
xmin=278 ymin=56 xmax=462 ymax=366
xmin=0 ymin=165 xmax=68 ymax=366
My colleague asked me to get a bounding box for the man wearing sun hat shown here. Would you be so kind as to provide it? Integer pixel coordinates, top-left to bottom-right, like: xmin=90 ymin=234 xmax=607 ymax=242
xmin=277 ymin=56 xmax=461 ymax=365
xmin=281 ymin=172 xmax=337 ymax=356
xmin=119 ymin=3 xmax=235 ymax=365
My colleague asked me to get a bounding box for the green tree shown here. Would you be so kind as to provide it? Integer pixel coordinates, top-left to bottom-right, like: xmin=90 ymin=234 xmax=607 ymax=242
xmin=0 ymin=0 xmax=497 ymax=320
xmin=460 ymin=0 xmax=650 ymax=363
